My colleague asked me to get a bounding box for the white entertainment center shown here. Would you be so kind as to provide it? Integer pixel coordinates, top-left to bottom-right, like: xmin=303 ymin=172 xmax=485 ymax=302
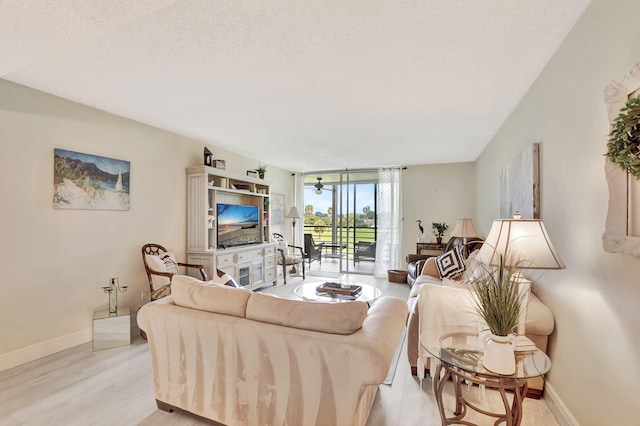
xmin=186 ymin=166 xmax=277 ymax=290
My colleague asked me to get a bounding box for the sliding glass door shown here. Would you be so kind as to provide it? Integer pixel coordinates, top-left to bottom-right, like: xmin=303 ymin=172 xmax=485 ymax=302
xmin=303 ymin=170 xmax=378 ymax=275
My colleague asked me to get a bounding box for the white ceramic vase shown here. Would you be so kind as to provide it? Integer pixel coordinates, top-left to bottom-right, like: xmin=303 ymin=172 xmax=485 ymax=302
xmin=482 ymin=334 xmax=517 ymax=375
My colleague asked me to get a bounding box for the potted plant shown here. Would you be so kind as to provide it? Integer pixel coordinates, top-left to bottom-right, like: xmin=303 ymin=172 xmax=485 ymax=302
xmin=431 ymin=222 xmax=449 ymax=244
xmin=468 ymin=254 xmax=525 ymax=374
xmin=256 ymin=164 xmax=267 ymax=179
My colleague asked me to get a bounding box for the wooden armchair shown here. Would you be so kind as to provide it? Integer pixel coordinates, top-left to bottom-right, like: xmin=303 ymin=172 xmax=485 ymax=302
xmin=354 ymin=241 xmax=376 ymax=265
xmin=142 ymin=243 xmax=207 ymax=300
xmin=303 ymin=233 xmax=323 ymax=266
xmin=272 ymin=233 xmax=305 ymax=284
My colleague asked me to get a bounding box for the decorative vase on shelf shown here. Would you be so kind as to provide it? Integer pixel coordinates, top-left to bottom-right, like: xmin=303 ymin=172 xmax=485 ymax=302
xmin=482 ymin=333 xmax=517 ymax=375
xmin=436 ymin=236 xmax=442 ymax=244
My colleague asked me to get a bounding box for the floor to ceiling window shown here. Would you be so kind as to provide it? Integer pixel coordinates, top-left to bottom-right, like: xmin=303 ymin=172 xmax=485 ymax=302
xmin=303 ymin=170 xmax=378 ymax=275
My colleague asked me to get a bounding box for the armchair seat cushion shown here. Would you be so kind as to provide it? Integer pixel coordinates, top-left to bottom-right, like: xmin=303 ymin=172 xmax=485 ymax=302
xmin=277 ymin=255 xmax=303 ymax=265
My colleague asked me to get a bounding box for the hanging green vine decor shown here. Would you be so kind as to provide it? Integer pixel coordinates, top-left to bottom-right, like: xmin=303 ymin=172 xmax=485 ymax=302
xmin=607 ymin=95 xmax=640 ymax=180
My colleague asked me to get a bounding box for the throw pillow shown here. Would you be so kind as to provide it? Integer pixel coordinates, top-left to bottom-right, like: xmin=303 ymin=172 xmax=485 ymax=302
xmin=435 ymin=246 xmax=466 ymax=279
xmin=145 ymin=251 xmax=179 ymax=290
xmin=207 ymin=270 xmax=235 ymax=286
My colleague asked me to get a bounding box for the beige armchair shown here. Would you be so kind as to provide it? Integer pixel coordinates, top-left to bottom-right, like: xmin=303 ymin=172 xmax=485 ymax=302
xmin=272 ymin=233 xmax=305 ymax=284
xmin=142 ymin=243 xmax=207 ymax=300
xmin=406 ymin=257 xmax=555 ymax=398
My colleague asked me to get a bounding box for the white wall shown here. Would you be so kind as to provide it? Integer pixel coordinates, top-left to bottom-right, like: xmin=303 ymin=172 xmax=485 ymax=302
xmin=475 ymin=0 xmax=640 ymax=424
xmin=402 ymin=163 xmax=476 ymax=259
xmin=0 ymin=79 xmax=293 ymax=369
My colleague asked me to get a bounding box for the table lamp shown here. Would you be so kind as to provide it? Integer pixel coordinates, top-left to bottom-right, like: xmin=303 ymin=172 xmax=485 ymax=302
xmin=475 ymin=217 xmax=565 ymax=335
xmin=451 ymin=218 xmax=480 ymax=245
xmin=451 ymin=218 xmax=479 ymax=240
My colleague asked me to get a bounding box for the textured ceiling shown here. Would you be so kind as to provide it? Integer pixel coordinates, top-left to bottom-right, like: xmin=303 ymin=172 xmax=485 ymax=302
xmin=1 ymin=0 xmax=591 ymax=172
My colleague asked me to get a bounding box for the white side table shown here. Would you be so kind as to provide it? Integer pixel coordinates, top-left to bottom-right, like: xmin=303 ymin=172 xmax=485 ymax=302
xmin=93 ymin=307 xmax=132 ymax=351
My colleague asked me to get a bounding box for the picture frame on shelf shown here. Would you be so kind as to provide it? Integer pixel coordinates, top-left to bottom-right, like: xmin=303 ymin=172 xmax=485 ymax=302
xmin=246 ymin=170 xmax=258 ymax=178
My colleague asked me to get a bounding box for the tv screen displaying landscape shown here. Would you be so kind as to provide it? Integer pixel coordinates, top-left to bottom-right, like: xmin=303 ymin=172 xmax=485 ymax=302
xmin=217 ymin=203 xmax=261 ymax=248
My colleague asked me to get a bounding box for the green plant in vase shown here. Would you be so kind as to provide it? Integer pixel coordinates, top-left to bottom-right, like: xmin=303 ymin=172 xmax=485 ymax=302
xmin=468 ymin=253 xmax=526 ymax=374
xmin=431 ymin=222 xmax=449 ymax=244
xmin=256 ymin=164 xmax=267 ymax=179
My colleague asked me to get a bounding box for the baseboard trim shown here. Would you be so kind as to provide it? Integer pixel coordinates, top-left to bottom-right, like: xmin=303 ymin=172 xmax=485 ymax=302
xmin=0 ymin=328 xmax=92 ymax=372
xmin=544 ymin=382 xmax=579 ymax=426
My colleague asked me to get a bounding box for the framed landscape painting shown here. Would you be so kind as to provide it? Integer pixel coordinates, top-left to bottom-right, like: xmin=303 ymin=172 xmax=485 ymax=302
xmin=53 ymin=148 xmax=130 ymax=211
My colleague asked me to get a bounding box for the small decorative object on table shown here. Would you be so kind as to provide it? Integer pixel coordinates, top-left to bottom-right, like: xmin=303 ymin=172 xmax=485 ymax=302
xmin=204 ymin=147 xmax=213 ymax=167
xmin=432 ymin=222 xmax=449 ymax=244
xmin=256 ymin=164 xmax=267 ymax=179
xmin=316 ymin=281 xmax=362 ymax=298
xmin=102 ymin=277 xmax=128 ymax=316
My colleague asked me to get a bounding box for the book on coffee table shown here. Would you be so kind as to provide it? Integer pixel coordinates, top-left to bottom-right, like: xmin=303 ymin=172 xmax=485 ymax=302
xmin=316 ymin=282 xmax=362 ymax=298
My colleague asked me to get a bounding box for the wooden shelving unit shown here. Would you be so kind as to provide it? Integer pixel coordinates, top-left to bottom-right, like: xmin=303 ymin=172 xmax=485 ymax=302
xmin=186 ymin=166 xmax=277 ymax=289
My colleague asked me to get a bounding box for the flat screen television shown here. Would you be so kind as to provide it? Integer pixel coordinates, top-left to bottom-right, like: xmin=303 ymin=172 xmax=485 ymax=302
xmin=216 ymin=203 xmax=261 ymax=248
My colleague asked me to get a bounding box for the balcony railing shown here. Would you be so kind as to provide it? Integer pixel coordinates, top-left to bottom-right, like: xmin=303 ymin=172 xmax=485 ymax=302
xmin=303 ymin=225 xmax=376 ymax=256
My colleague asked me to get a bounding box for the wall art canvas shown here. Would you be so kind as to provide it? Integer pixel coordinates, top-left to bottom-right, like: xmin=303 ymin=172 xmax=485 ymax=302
xmin=500 ymin=143 xmax=540 ymax=219
xmin=54 ymin=148 xmax=130 ymax=211
xmin=271 ymin=193 xmax=285 ymax=224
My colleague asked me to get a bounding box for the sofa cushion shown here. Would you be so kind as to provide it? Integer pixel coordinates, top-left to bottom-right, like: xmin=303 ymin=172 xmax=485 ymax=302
xmin=171 ymin=275 xmax=252 ymax=317
xmin=246 ymin=292 xmax=368 ymax=335
xmin=420 ymin=257 xmax=440 ymax=277
xmin=435 ymin=246 xmax=466 ymax=279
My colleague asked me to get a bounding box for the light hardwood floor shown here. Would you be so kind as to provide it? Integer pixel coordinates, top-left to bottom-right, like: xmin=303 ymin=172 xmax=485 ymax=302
xmin=0 ymin=274 xmax=559 ymax=426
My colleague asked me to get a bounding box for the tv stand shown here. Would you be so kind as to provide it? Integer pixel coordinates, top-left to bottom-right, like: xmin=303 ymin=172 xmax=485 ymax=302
xmin=185 ymin=166 xmax=276 ymax=290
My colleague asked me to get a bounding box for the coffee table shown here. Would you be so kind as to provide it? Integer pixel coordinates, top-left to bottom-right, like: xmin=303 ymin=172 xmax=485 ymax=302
xmin=422 ymin=326 xmax=551 ymax=426
xmin=293 ymin=281 xmax=382 ymax=303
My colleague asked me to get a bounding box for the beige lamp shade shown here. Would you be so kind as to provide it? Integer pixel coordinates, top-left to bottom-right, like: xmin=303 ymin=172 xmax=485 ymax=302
xmin=286 ymin=206 xmax=301 ymax=219
xmin=450 ymin=218 xmax=479 ymax=239
xmin=476 ymin=219 xmax=565 ymax=269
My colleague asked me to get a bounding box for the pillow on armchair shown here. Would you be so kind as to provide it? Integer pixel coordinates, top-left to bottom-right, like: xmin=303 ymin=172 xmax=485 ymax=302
xmin=145 ymin=251 xmax=179 ymax=290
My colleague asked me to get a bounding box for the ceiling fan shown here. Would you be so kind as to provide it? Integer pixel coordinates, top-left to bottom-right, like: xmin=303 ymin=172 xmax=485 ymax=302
xmin=314 ymin=177 xmax=324 ymax=194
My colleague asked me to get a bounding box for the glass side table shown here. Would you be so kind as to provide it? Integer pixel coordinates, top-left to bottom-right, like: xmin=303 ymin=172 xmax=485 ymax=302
xmin=422 ymin=326 xmax=551 ymax=426
xmin=93 ymin=307 xmax=132 ymax=351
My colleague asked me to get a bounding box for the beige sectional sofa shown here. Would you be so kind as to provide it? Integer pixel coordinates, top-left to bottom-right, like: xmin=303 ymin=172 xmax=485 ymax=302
xmin=406 ymin=257 xmax=555 ymax=398
xmin=137 ymin=275 xmax=408 ymax=426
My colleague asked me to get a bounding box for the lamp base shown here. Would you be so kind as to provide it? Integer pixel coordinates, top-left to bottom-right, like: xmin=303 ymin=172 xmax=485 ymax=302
xmin=511 ymin=272 xmax=532 ymax=335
